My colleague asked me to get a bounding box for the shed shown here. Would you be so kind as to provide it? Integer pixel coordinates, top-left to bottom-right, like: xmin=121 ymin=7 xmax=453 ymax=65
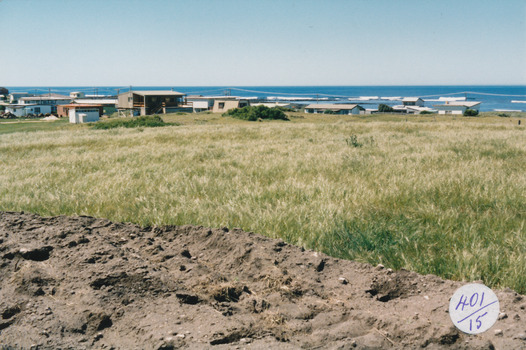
xmin=60 ymin=104 xmax=103 ymax=123
xmin=304 ymin=104 xmax=365 ymax=115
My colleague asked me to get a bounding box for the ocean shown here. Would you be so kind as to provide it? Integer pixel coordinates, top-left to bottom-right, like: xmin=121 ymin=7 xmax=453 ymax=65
xmin=5 ymin=85 xmax=526 ymax=112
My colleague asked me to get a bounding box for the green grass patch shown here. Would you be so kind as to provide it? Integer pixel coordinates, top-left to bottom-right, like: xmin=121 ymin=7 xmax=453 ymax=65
xmin=91 ymin=115 xmax=176 ymax=129
xmin=0 ymin=118 xmax=71 ymax=135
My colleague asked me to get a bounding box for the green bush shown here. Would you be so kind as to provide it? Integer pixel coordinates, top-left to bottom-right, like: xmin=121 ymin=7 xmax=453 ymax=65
xmin=463 ymin=109 xmax=479 ymax=117
xmin=420 ymin=110 xmax=434 ymax=115
xmin=223 ymin=105 xmax=289 ymax=121
xmin=92 ymin=115 xmax=174 ymax=130
xmin=378 ymin=104 xmax=394 ymax=113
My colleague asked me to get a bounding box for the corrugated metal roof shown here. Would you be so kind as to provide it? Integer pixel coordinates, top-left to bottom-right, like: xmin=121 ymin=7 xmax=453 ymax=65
xmin=304 ymin=104 xmax=362 ymax=110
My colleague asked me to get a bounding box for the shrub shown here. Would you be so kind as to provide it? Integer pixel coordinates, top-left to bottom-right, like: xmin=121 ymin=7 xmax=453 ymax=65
xmin=345 ymin=134 xmax=362 ymax=148
xmin=92 ymin=115 xmax=174 ymax=129
xmin=378 ymin=104 xmax=394 ymax=113
xmin=223 ymin=105 xmax=289 ymax=121
xmin=463 ymin=109 xmax=479 ymax=117
xmin=420 ymin=111 xmax=434 ymax=115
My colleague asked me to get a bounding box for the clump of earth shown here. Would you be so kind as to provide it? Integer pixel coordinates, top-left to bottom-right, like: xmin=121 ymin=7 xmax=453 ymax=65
xmin=0 ymin=211 xmax=525 ymax=349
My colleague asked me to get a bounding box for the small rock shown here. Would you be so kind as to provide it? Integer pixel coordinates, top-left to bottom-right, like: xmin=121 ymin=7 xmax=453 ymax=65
xmin=175 ymin=334 xmax=185 ymax=339
xmin=514 ymin=314 xmax=521 ymax=320
xmin=424 ymin=295 xmax=429 ymax=300
xmin=494 ymin=329 xmax=503 ymax=336
xmin=376 ymin=264 xmax=385 ymax=270
xmin=498 ymin=312 xmax=508 ymax=320
xmin=338 ymin=277 xmax=349 ymax=285
xmin=515 ymin=333 xmax=526 ymax=340
xmin=386 ymin=268 xmax=393 ymax=274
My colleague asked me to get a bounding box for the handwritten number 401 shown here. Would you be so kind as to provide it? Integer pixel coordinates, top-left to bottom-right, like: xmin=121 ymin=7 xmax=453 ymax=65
xmin=456 ymin=292 xmax=485 ymax=311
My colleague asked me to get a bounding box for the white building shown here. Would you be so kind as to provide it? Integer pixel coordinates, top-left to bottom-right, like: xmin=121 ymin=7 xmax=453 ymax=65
xmin=62 ymin=104 xmax=102 ymax=123
xmin=433 ymin=101 xmax=481 ymax=115
xmin=304 ymin=104 xmax=365 ymax=115
xmin=5 ymin=104 xmax=52 ymax=117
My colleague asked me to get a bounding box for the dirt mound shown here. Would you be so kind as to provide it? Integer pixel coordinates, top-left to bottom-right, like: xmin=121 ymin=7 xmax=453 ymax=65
xmin=0 ymin=212 xmax=525 ymax=349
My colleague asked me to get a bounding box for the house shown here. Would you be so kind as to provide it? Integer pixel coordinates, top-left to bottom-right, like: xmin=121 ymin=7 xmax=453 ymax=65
xmin=433 ymin=101 xmax=481 ymax=115
xmin=5 ymin=104 xmax=52 ymax=117
xmin=18 ymin=93 xmax=72 ymax=113
xmin=58 ymin=104 xmax=103 ymax=123
xmin=117 ymin=90 xmax=187 ymax=116
xmin=402 ymin=97 xmax=424 ymax=107
xmin=304 ymin=104 xmax=365 ymax=115
xmin=212 ymin=98 xmax=250 ymax=113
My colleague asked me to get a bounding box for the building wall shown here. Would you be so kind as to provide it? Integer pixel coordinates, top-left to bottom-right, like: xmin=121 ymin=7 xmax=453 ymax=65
xmin=437 ymin=108 xmax=465 ymax=115
xmin=117 ymin=92 xmax=134 ymax=109
xmin=6 ymin=105 xmax=52 ymax=116
xmin=69 ymin=108 xmax=100 ymax=123
xmin=213 ymin=100 xmax=241 ymax=113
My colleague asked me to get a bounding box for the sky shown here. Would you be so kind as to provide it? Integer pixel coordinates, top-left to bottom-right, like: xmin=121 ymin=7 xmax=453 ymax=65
xmin=1 ymin=0 xmax=525 ymax=86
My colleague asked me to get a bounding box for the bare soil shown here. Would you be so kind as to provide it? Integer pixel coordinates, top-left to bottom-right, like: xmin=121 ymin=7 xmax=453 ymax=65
xmin=0 ymin=211 xmax=525 ymax=349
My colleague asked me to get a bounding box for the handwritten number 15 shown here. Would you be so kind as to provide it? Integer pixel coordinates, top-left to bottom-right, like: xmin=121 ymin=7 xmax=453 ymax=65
xmin=469 ymin=312 xmax=488 ymax=331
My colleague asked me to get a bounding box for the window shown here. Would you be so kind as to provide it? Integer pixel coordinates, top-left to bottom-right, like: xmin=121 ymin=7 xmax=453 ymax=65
xmin=34 ymin=107 xmax=40 ymax=113
xmin=218 ymin=102 xmax=225 ymax=109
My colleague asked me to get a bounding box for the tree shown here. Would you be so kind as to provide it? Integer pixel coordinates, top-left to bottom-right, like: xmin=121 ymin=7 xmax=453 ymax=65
xmin=378 ymin=104 xmax=394 ymax=113
xmin=463 ymin=109 xmax=479 ymax=116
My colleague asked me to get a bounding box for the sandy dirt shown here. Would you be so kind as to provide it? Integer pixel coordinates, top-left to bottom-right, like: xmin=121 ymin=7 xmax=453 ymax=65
xmin=0 ymin=211 xmax=525 ymax=349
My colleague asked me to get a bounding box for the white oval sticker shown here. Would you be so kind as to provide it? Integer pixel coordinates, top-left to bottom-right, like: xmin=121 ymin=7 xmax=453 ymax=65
xmin=449 ymin=283 xmax=500 ymax=334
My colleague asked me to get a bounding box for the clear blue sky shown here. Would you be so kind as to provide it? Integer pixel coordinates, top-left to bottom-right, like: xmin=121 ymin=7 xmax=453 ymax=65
xmin=1 ymin=0 xmax=525 ymax=86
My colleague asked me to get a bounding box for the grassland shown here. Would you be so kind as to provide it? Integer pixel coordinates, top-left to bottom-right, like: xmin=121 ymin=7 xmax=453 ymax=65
xmin=1 ymin=112 xmax=525 ymax=293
